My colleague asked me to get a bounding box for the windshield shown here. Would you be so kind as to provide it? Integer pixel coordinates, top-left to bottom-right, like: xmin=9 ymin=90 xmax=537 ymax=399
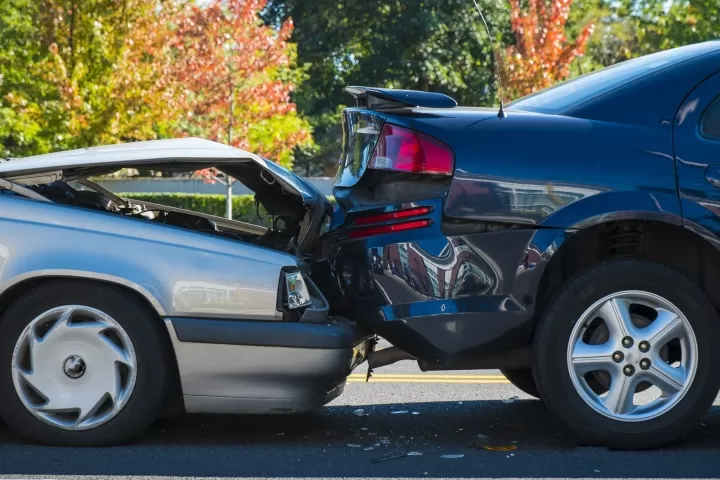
xmin=507 ymin=42 xmax=720 ymax=115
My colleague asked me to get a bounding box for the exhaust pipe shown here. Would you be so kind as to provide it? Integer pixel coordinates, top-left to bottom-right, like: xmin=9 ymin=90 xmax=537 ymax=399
xmin=367 ymin=346 xmax=416 ymax=370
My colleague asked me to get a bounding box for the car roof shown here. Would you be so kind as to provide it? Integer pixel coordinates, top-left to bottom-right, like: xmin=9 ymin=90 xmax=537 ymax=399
xmin=507 ymin=40 xmax=720 ymax=115
xmin=0 ymin=137 xmax=259 ymax=177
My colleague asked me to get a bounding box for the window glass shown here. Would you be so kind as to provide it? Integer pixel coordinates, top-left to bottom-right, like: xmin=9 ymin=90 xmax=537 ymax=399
xmin=702 ymin=98 xmax=720 ymax=139
xmin=508 ymin=42 xmax=720 ymax=114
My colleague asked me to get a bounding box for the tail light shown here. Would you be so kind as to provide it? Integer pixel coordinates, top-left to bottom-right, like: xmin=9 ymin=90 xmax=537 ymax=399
xmin=369 ymin=124 xmax=454 ymax=175
xmin=353 ymin=206 xmax=432 ymax=226
xmin=284 ymin=271 xmax=312 ymax=309
xmin=348 ymin=206 xmax=434 ymax=239
xmin=348 ymin=219 xmax=432 ymax=239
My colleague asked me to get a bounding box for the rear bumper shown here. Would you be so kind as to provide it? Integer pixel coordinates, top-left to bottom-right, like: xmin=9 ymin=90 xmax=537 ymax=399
xmin=165 ymin=317 xmax=373 ymax=414
xmin=314 ymin=222 xmax=561 ymax=367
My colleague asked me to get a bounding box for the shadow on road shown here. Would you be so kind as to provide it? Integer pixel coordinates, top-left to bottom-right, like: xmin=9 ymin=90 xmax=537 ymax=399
xmin=0 ymin=400 xmax=718 ymax=478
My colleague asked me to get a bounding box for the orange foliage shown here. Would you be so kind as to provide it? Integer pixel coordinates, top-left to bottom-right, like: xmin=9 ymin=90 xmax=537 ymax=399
xmin=500 ymin=0 xmax=595 ymax=100
xmin=117 ymin=0 xmax=310 ymax=167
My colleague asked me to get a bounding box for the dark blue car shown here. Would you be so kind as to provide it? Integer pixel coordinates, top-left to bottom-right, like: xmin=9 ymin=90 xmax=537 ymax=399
xmin=314 ymin=40 xmax=720 ymax=449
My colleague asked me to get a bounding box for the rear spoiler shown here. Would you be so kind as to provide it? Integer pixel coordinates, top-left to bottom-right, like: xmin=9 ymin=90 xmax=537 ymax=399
xmin=345 ymin=86 xmax=457 ymax=110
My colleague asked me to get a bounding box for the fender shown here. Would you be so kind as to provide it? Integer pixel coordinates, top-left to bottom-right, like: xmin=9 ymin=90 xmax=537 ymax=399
xmin=0 ymin=196 xmax=291 ymax=320
xmin=680 ymin=198 xmax=720 ymax=251
xmin=539 ymin=190 xmax=683 ymax=230
xmin=0 ymin=269 xmax=167 ymax=316
xmin=509 ymin=189 xmax=685 ymax=320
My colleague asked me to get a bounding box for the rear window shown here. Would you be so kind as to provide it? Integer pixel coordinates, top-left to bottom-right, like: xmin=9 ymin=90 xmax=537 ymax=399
xmin=507 ymin=42 xmax=720 ymax=115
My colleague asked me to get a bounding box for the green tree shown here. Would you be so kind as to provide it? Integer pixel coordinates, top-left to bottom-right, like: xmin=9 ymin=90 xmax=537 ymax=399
xmin=568 ymin=0 xmax=719 ymax=74
xmin=0 ymin=0 xmax=58 ymax=156
xmin=2 ymin=0 xmax=312 ymax=172
xmin=0 ymin=0 xmax=159 ymax=157
xmin=263 ymin=0 xmax=511 ymax=174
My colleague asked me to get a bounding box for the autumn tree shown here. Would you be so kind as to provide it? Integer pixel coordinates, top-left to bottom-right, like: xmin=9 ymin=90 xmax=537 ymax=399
xmin=2 ymin=0 xmax=312 ymax=173
xmin=143 ymin=0 xmax=312 ymax=169
xmin=116 ymin=0 xmax=313 ymax=217
xmin=500 ymin=0 xmax=595 ymax=100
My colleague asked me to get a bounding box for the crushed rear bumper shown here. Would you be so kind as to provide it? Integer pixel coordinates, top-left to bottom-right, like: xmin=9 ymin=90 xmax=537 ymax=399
xmin=165 ymin=316 xmax=373 ymax=414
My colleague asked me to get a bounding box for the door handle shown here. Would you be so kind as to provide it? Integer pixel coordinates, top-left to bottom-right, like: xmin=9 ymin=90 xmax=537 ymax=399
xmin=704 ymin=164 xmax=720 ymax=188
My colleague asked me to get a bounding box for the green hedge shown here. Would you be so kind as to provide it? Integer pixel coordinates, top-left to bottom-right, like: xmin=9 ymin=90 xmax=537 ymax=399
xmin=120 ymin=193 xmax=273 ymax=226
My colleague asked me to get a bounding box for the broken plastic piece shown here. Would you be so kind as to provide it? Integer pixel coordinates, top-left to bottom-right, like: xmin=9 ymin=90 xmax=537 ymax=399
xmin=372 ymin=453 xmax=409 ymax=463
xmin=471 ymin=434 xmax=490 ymax=449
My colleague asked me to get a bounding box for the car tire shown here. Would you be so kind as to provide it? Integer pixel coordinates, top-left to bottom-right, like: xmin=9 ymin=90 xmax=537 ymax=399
xmin=532 ymin=259 xmax=720 ymax=449
xmin=0 ymin=280 xmax=170 ymax=446
xmin=500 ymin=369 xmax=539 ymax=398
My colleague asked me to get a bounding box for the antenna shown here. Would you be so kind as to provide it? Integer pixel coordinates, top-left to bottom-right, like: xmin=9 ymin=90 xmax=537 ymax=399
xmin=471 ymin=0 xmax=507 ymax=118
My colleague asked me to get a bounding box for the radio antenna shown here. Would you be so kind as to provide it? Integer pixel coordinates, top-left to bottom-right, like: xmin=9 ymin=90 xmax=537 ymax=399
xmin=471 ymin=0 xmax=507 ymax=118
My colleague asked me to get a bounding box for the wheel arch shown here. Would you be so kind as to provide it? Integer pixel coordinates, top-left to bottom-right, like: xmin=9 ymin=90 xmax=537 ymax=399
xmin=0 ymin=273 xmax=184 ymax=417
xmin=0 ymin=270 xmax=167 ymax=317
xmin=535 ymin=218 xmax=720 ymax=319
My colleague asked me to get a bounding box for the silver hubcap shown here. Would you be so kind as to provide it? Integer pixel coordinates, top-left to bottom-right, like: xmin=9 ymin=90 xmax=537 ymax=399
xmin=567 ymin=291 xmax=698 ymax=422
xmin=11 ymin=305 xmax=137 ymax=430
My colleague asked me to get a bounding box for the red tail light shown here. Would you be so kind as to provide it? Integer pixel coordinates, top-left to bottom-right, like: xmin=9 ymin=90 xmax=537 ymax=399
xmin=368 ymin=124 xmax=454 ymax=175
xmin=348 ymin=219 xmax=432 ymax=239
xmin=348 ymin=206 xmax=434 ymax=239
xmin=353 ymin=206 xmax=433 ymax=226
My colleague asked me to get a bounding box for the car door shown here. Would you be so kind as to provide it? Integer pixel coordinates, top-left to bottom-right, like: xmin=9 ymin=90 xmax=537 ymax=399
xmin=674 ymin=70 xmax=720 ymax=235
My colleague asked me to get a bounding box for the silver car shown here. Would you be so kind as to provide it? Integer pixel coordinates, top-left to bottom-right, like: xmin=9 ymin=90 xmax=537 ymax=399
xmin=0 ymin=138 xmax=373 ymax=446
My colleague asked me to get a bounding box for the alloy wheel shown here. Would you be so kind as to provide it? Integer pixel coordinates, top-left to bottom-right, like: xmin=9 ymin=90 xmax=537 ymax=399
xmin=567 ymin=290 xmax=698 ymax=422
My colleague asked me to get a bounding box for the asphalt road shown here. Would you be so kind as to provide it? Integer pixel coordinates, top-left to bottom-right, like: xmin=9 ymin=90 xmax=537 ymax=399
xmin=0 ymin=346 xmax=719 ymax=480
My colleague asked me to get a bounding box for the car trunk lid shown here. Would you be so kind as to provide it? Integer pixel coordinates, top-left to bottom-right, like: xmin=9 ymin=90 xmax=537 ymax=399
xmin=0 ymin=138 xmax=333 ymax=254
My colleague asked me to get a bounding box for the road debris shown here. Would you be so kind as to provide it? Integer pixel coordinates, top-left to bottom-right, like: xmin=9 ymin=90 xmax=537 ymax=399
xmin=471 ymin=434 xmax=490 ymax=449
xmin=412 ymin=411 xmax=420 ymax=415
xmin=441 ymin=454 xmax=465 ymax=459
xmin=372 ymin=452 xmax=411 ymax=463
xmin=502 ymin=396 xmax=520 ymax=404
xmin=484 ymin=445 xmax=517 ymax=452
xmin=391 ymin=410 xmax=409 ymax=414
xmin=353 ymin=408 xmax=369 ymax=417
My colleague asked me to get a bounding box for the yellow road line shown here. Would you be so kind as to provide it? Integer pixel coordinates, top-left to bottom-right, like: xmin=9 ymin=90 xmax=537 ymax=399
xmin=348 ymin=378 xmax=511 ymax=384
xmin=348 ymin=374 xmax=507 ymax=379
xmin=346 ymin=373 xmax=511 ymax=384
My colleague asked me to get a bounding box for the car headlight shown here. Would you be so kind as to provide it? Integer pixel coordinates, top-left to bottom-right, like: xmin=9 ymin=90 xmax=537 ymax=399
xmin=284 ymin=271 xmax=312 ymax=309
